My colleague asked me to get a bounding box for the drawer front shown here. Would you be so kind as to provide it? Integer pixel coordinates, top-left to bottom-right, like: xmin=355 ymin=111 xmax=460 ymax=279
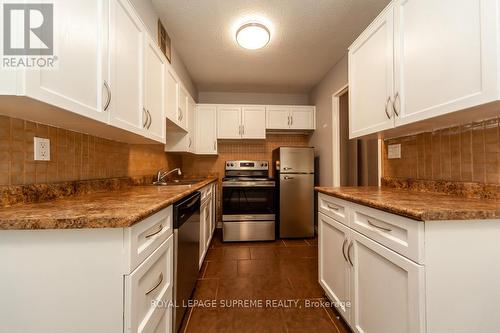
xmin=318 ymin=194 xmax=348 ymax=225
xmin=128 ymin=206 xmax=173 ymax=272
xmin=125 ymin=235 xmax=174 ymax=333
xmin=350 ymin=203 xmax=424 ymax=264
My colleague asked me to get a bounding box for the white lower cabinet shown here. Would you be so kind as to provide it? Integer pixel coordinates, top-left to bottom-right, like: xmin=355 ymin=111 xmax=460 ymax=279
xmin=125 ymin=235 xmax=173 ymax=333
xmin=318 ymin=193 xmax=500 ymax=333
xmin=350 ymin=229 xmax=425 ymax=333
xmin=318 ymin=213 xmax=351 ymax=322
xmin=0 ymin=206 xmax=175 ymax=333
xmin=199 ymin=183 xmax=216 ymax=267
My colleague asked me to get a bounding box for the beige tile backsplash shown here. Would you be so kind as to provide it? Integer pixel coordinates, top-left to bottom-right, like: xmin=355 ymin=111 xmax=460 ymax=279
xmin=383 ymin=118 xmax=500 ymax=184
xmin=182 ymin=134 xmax=311 ymax=179
xmin=0 ymin=115 xmax=181 ymax=186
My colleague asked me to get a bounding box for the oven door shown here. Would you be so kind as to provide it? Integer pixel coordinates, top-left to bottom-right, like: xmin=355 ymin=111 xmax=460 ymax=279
xmin=222 ymin=184 xmax=275 ymax=221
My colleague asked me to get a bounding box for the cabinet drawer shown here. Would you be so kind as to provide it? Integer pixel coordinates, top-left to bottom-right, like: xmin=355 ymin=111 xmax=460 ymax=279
xmin=350 ymin=203 xmax=424 ymax=264
xmin=126 ymin=206 xmax=173 ymax=272
xmin=125 ymin=235 xmax=174 ymax=333
xmin=318 ymin=194 xmax=348 ymax=225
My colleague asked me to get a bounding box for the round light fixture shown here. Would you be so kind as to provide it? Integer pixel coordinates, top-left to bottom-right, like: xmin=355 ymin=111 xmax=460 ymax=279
xmin=236 ymin=22 xmax=270 ymax=50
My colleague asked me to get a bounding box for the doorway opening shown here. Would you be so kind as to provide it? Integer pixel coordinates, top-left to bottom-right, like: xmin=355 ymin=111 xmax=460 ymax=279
xmin=332 ymin=86 xmax=380 ymax=187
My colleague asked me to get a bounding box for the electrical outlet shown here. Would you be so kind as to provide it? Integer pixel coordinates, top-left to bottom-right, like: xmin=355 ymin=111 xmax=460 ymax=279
xmin=34 ymin=137 xmax=50 ymax=161
xmin=388 ymin=143 xmax=401 ymax=159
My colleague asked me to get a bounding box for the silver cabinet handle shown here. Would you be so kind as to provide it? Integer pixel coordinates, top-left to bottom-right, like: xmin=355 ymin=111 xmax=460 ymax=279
xmin=188 ymin=137 xmax=192 ymax=147
xmin=341 ymin=238 xmax=348 ymax=263
xmin=347 ymin=241 xmax=354 ymax=267
xmin=213 ymin=141 xmax=217 ymax=151
xmin=146 ymin=110 xmax=152 ymax=129
xmin=142 ymin=107 xmax=148 ymax=128
xmin=327 ymin=203 xmax=340 ymax=211
xmin=145 ymin=272 xmax=163 ymax=295
xmin=103 ymin=81 xmax=111 ymax=111
xmin=367 ymin=220 xmax=392 ymax=232
xmin=178 ymin=107 xmax=182 ymax=121
xmin=145 ymin=224 xmax=163 ymax=238
xmin=287 ymin=115 xmax=290 ymax=126
xmin=385 ymin=96 xmax=392 ymax=119
xmin=290 ymin=116 xmax=293 ymax=126
xmin=393 ymin=92 xmax=400 ymax=117
xmin=283 ymin=176 xmax=294 ymax=180
xmin=242 ymin=125 xmax=245 ymax=135
xmin=283 ymin=167 xmax=293 ymax=170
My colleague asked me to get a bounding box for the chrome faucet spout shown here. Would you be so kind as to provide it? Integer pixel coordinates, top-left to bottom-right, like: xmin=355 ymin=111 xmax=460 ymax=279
xmin=154 ymin=168 xmax=182 ymax=184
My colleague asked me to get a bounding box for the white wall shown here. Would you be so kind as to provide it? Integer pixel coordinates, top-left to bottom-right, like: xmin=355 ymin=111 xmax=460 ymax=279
xmin=198 ymin=92 xmax=310 ymax=105
xmin=308 ymin=54 xmax=348 ymax=187
xmin=129 ymin=0 xmax=198 ymax=99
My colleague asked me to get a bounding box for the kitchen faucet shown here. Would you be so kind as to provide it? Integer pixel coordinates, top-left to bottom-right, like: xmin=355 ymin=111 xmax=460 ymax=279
xmin=154 ymin=168 xmax=182 ymax=184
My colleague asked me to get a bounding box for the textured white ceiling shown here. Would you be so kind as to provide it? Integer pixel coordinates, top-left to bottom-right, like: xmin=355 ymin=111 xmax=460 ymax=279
xmin=152 ymin=0 xmax=390 ymax=93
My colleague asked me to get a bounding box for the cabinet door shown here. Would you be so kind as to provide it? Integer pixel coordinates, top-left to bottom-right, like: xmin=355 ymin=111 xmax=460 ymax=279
xmin=177 ymin=86 xmax=188 ymax=131
xmin=217 ymin=106 xmax=241 ymax=139
xmin=144 ymin=37 xmax=166 ymax=142
xmin=125 ymin=235 xmax=174 ymax=333
xmin=165 ymin=68 xmax=179 ymax=125
xmin=241 ymin=106 xmax=266 ymax=139
xmin=24 ymin=0 xmax=108 ymax=122
xmin=290 ymin=106 xmax=315 ymax=130
xmin=266 ymin=106 xmax=291 ymax=129
xmin=196 ymin=105 xmax=218 ymax=154
xmin=393 ymin=0 xmax=499 ymax=126
xmin=349 ymin=230 xmax=425 ymax=333
xmin=318 ymin=213 xmax=351 ymax=323
xmin=187 ymin=96 xmax=196 ymax=152
xmin=348 ymin=4 xmax=395 ymax=138
xmin=109 ymin=0 xmax=144 ymax=134
xmin=199 ymin=202 xmax=208 ymax=268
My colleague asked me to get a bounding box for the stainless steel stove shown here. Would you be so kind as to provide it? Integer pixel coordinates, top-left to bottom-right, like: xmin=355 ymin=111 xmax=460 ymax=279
xmin=222 ymin=160 xmax=276 ymax=242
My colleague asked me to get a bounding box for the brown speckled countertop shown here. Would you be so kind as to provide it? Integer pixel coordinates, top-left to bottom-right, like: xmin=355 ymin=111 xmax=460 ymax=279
xmin=315 ymin=186 xmax=500 ymax=221
xmin=0 ymin=178 xmax=217 ymax=230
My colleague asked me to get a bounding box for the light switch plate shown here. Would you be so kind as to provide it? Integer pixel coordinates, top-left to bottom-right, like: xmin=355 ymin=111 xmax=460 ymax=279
xmin=388 ymin=144 xmax=401 ymax=159
xmin=34 ymin=137 xmax=50 ymax=161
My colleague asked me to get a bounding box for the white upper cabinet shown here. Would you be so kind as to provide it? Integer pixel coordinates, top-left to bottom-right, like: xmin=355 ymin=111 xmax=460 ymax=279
xmin=196 ymin=105 xmax=218 ymax=154
xmin=266 ymin=106 xmax=315 ymax=130
xmin=23 ymin=0 xmax=109 ymax=123
xmin=165 ymin=68 xmax=179 ymax=126
xmin=178 ymin=86 xmax=189 ymax=130
xmin=143 ymin=35 xmax=166 ymax=142
xmin=266 ymin=106 xmax=290 ymax=129
xmin=187 ymin=96 xmax=196 ymax=152
xmin=165 ymin=66 xmax=189 ymax=132
xmin=349 ymin=4 xmax=395 ymax=138
xmin=108 ymin=0 xmax=145 ymax=134
xmin=217 ymin=106 xmax=243 ymax=139
xmin=349 ymin=0 xmax=500 ymax=138
xmin=290 ymin=106 xmax=315 ymax=130
xmin=393 ymin=0 xmax=499 ymax=126
xmin=241 ymin=106 xmax=266 ymax=139
xmin=217 ymin=105 xmax=266 ymax=139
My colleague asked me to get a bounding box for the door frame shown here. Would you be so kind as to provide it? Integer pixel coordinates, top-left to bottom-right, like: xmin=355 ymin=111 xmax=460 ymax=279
xmin=331 ymin=85 xmax=382 ymax=187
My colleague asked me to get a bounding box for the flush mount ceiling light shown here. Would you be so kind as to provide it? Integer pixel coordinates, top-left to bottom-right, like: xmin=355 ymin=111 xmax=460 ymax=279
xmin=236 ymin=22 xmax=270 ymax=50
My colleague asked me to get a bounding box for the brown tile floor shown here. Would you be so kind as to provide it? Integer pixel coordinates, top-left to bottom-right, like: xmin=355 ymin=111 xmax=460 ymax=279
xmin=180 ymin=230 xmax=351 ymax=333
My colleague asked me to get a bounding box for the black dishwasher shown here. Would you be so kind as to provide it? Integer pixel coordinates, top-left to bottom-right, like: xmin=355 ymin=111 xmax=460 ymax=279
xmin=173 ymin=191 xmax=200 ymax=332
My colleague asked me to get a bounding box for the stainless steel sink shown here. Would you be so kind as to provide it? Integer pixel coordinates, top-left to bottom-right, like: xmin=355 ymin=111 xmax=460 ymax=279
xmin=152 ymin=179 xmax=204 ymax=187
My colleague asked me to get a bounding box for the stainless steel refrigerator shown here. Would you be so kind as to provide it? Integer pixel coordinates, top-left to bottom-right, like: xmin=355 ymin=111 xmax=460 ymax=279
xmin=272 ymin=147 xmax=314 ymax=238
